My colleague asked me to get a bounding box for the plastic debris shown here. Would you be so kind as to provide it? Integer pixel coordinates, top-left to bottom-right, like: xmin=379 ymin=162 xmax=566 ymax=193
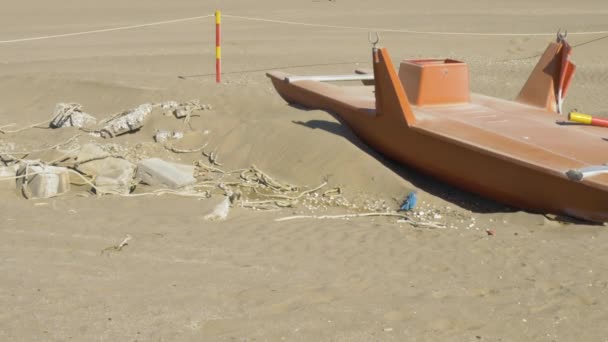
xmin=204 ymin=196 xmax=231 ymax=221
xmin=50 ymin=103 xmax=97 ymax=129
xmin=98 ymin=103 xmax=152 ymax=138
xmin=153 ymin=130 xmax=184 ymax=144
xmin=160 ymin=101 xmax=179 ymax=114
xmin=161 ymin=100 xmax=211 ymax=119
xmin=16 ymin=161 xmax=70 ymax=199
xmin=399 ymin=191 xmax=418 ymax=211
xmin=136 ymin=158 xmax=196 ymax=189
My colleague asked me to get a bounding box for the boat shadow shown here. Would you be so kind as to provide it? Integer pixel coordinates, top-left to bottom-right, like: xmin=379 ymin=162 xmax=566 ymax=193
xmin=292 ymin=115 xmax=517 ymax=215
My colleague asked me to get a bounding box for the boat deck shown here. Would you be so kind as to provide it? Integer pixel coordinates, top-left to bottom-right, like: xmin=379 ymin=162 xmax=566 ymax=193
xmin=303 ymin=82 xmax=608 ymax=184
xmin=420 ymin=94 xmax=608 ymax=171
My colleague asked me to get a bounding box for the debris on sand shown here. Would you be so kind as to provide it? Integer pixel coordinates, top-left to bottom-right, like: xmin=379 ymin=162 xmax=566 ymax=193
xmin=154 ymin=130 xmax=184 ymax=144
xmin=101 ymin=234 xmax=132 ymax=255
xmin=399 ymin=190 xmax=418 ymax=211
xmin=75 ymin=143 xmax=136 ymax=194
xmin=161 ymin=100 xmax=212 ymax=119
xmin=204 ymin=196 xmax=231 ymax=221
xmin=0 ymin=99 xmax=459 ymax=229
xmin=136 ymin=158 xmax=196 ymax=190
xmin=50 ymin=103 xmax=97 ymax=129
xmin=16 ymin=161 xmax=71 ymax=199
xmin=4 ymin=100 xmax=212 ymax=139
xmin=97 ymin=104 xmax=153 ymax=138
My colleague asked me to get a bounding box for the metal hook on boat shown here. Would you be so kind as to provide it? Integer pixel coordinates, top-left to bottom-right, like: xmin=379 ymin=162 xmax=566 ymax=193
xmin=368 ymin=32 xmax=380 ymax=49
xmin=369 ymin=32 xmax=380 ymax=63
xmin=557 ymin=28 xmax=568 ymax=42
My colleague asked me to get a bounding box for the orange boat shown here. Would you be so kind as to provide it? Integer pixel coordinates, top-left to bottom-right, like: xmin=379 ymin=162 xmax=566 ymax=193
xmin=266 ymin=35 xmax=608 ymax=222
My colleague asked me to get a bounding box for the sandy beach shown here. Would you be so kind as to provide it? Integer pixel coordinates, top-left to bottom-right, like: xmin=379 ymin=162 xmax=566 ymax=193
xmin=2 ymin=0 xmax=608 ymax=340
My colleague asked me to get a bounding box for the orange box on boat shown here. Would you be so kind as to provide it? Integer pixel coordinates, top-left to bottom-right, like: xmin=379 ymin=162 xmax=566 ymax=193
xmin=398 ymin=59 xmax=470 ymax=106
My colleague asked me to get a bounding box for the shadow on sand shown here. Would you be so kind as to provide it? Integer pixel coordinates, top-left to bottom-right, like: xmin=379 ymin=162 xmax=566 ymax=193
xmin=178 ymin=61 xmax=365 ymax=79
xmin=292 ymin=112 xmax=517 ymax=215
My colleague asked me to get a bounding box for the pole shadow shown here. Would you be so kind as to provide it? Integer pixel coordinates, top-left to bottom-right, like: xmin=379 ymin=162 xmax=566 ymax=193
xmin=178 ymin=61 xmax=366 ymax=79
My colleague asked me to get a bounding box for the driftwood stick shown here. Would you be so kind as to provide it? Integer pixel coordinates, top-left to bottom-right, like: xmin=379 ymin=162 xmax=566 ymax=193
xmin=72 ymin=154 xmax=127 ymax=168
xmin=203 ymin=149 xmax=223 ymax=166
xmin=1 ymin=134 xmax=82 ymax=155
xmin=258 ymin=181 xmax=327 ymax=200
xmin=275 ymin=212 xmax=446 ymax=229
xmin=101 ymin=234 xmax=132 ymax=255
xmin=197 ymin=163 xmax=225 ymax=174
xmin=0 ymin=119 xmax=52 ymax=134
xmin=0 ymin=123 xmax=16 ymax=133
xmin=164 ymin=142 xmax=208 ymax=154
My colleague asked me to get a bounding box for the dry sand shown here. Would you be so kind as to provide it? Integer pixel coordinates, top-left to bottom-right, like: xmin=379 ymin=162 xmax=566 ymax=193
xmin=1 ymin=0 xmax=608 ymax=341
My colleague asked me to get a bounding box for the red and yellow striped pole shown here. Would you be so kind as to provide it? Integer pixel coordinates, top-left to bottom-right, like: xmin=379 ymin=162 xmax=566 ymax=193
xmin=215 ymin=10 xmax=221 ymax=83
xmin=568 ymin=111 xmax=608 ymax=128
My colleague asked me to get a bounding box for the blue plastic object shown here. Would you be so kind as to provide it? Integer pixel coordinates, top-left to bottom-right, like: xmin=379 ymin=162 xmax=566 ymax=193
xmin=399 ymin=191 xmax=417 ymax=211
